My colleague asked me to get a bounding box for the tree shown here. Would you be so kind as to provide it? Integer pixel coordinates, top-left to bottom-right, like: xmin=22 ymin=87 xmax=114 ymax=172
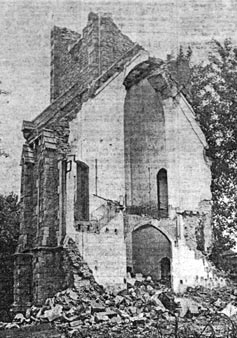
xmin=0 ymin=193 xmax=20 ymax=321
xmin=0 ymin=193 xmax=20 ymax=253
xmin=188 ymin=39 xmax=237 ymax=268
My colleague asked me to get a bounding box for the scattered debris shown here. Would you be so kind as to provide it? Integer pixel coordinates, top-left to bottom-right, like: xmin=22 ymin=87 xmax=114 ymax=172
xmin=1 ymin=240 xmax=237 ymax=337
xmin=1 ymin=278 xmax=237 ymax=337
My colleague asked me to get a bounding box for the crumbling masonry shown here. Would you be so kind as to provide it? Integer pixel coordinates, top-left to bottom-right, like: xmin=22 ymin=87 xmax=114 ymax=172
xmin=14 ymin=12 xmax=225 ymax=311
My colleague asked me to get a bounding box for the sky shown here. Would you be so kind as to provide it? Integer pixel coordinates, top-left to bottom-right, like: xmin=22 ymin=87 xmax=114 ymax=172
xmin=0 ymin=0 xmax=237 ymax=195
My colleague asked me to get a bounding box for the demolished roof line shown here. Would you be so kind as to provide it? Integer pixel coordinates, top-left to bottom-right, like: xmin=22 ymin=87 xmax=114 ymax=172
xmin=32 ymin=43 xmax=143 ymax=130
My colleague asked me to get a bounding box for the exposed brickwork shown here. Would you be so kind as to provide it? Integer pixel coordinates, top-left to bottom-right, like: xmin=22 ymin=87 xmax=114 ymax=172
xmin=14 ymin=129 xmax=64 ymax=310
xmin=50 ymin=12 xmax=135 ymax=101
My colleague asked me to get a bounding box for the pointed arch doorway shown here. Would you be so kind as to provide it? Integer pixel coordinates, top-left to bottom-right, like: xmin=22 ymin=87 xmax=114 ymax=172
xmin=132 ymin=224 xmax=171 ymax=282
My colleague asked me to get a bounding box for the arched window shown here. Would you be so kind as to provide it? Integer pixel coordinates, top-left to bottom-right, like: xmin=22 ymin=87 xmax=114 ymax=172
xmin=157 ymin=168 xmax=168 ymax=218
xmin=74 ymin=161 xmax=89 ymax=221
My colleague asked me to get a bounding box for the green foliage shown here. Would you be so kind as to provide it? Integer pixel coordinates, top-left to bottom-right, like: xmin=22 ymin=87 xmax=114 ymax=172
xmin=189 ymin=39 xmax=237 ymax=267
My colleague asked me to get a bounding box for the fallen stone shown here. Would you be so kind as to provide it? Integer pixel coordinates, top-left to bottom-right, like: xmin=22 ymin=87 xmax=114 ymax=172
xmin=131 ymin=314 xmax=146 ymax=325
xmin=128 ymin=306 xmax=137 ymax=315
xmin=142 ymin=292 xmax=150 ymax=303
xmin=25 ymin=308 xmax=31 ymax=319
xmin=43 ymin=304 xmax=63 ymax=322
xmin=114 ymin=295 xmax=124 ymax=305
xmin=147 ymin=285 xmax=154 ymax=293
xmin=45 ymin=297 xmax=54 ymax=307
xmin=135 ymin=273 xmax=144 ymax=282
xmin=110 ymin=315 xmax=122 ymax=324
xmin=13 ymin=313 xmax=26 ymax=324
xmin=188 ymin=300 xmax=200 ymax=315
xmin=67 ymin=289 xmax=78 ymax=300
xmin=70 ymin=319 xmax=83 ymax=327
xmin=175 ymin=298 xmax=189 ymax=317
xmin=95 ymin=312 xmax=109 ymax=322
xmin=62 ymin=313 xmax=79 ymax=322
xmin=118 ymin=309 xmax=130 ymax=319
xmin=5 ymin=322 xmax=20 ymax=329
xmin=0 ymin=322 xmax=6 ymax=329
xmin=105 ymin=308 xmax=117 ymax=318
xmin=159 ymin=293 xmax=176 ymax=311
xmin=175 ymin=297 xmax=200 ymax=317
xmin=214 ymin=298 xmax=222 ymax=308
xmin=150 ymin=292 xmax=167 ymax=311
xmin=90 ymin=300 xmax=105 ymax=313
xmin=221 ymin=303 xmax=237 ymax=317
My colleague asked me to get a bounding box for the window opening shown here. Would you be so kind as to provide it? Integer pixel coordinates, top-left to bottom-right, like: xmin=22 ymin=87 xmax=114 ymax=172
xmin=74 ymin=161 xmax=89 ymax=221
xmin=157 ymin=168 xmax=168 ymax=218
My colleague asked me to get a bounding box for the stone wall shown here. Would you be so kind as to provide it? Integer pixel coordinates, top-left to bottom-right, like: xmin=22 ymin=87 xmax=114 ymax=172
xmin=50 ymin=12 xmax=134 ymax=101
xmin=13 ymin=248 xmax=65 ymax=311
xmin=14 ymin=130 xmax=64 ymax=310
xmin=31 ymin=248 xmax=65 ymax=306
xmin=13 ymin=254 xmax=33 ymax=311
xmin=18 ymin=130 xmax=60 ymax=252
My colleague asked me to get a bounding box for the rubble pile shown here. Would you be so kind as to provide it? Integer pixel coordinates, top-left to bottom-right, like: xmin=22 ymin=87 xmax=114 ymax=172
xmin=1 ymin=239 xmax=237 ymax=337
xmin=62 ymin=237 xmax=105 ymax=298
xmin=1 ymin=280 xmax=237 ymax=337
xmin=0 ymin=278 xmax=179 ymax=337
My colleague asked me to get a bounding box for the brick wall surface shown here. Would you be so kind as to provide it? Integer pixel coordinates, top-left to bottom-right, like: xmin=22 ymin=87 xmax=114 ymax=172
xmin=50 ymin=12 xmax=134 ymax=101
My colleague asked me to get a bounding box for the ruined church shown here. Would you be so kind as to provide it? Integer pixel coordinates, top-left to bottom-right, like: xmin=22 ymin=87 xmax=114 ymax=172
xmin=14 ymin=13 xmax=223 ymax=311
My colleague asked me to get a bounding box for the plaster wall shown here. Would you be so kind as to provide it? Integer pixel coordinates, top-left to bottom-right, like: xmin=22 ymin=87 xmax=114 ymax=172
xmin=69 ymin=72 xmax=126 ymax=219
xmin=75 ymin=212 xmax=126 ymax=289
xmin=163 ymin=94 xmax=212 ymax=212
xmin=172 ymin=242 xmax=226 ymax=293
